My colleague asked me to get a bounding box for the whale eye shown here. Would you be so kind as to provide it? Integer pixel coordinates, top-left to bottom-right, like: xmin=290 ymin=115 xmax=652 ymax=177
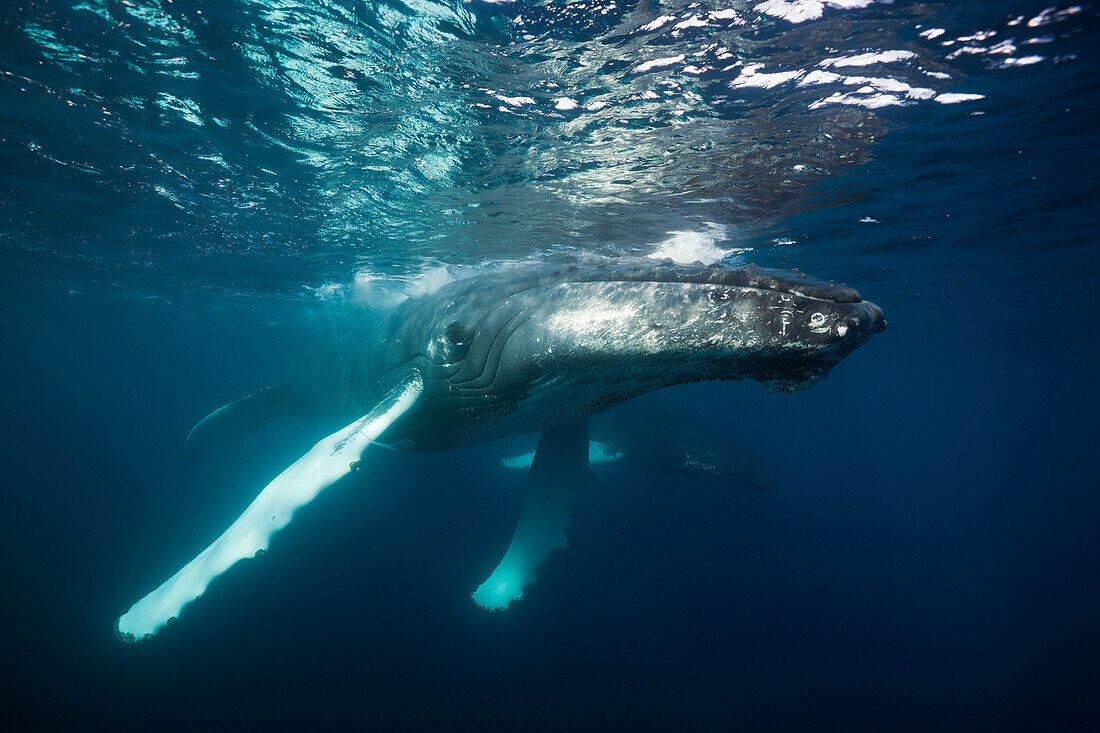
xmin=434 ymin=321 xmax=472 ymax=363
xmin=444 ymin=321 xmax=469 ymax=344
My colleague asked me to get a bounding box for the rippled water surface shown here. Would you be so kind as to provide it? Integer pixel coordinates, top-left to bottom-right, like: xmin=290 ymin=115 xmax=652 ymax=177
xmin=4 ymin=0 xmax=1093 ymax=297
xmin=2 ymin=1 xmax=1098 ymax=729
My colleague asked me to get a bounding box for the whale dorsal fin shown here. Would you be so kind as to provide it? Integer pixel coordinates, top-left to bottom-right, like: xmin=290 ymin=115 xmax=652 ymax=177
xmin=472 ymin=419 xmax=591 ymax=610
xmin=184 ymin=385 xmax=298 ymax=458
xmin=117 ymin=373 xmax=424 ymax=642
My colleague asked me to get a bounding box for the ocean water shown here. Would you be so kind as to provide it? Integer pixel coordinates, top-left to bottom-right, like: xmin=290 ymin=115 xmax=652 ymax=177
xmin=1 ymin=0 xmax=1098 ymax=729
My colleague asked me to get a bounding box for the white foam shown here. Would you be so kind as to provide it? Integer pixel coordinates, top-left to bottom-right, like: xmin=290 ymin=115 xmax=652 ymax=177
xmin=553 ymin=97 xmax=578 ymax=111
xmin=809 ymin=91 xmax=904 ymax=109
xmin=988 ymin=40 xmax=1018 ymax=55
xmin=731 ymin=63 xmax=804 ymax=89
xmin=755 ymin=0 xmax=875 ymax=24
xmin=935 ymin=92 xmax=985 ymax=104
xmin=350 ymin=270 xmax=408 ymax=309
xmin=674 ymin=15 xmax=709 ymax=30
xmin=632 ymin=55 xmax=685 ymax=74
xmin=403 ymin=264 xmax=459 ymax=298
xmin=1027 ymin=6 xmax=1082 ymax=28
xmin=639 ymin=15 xmax=676 ymax=32
xmin=820 ymin=50 xmax=916 ymax=68
xmin=1003 ymin=55 xmax=1044 ymax=66
xmin=648 ymin=224 xmax=740 ymax=265
xmin=495 ymin=94 xmax=535 ymax=106
xmin=850 ymin=76 xmax=934 ymax=99
xmin=311 ymin=282 xmax=348 ymax=302
xmin=800 ymin=69 xmax=844 ymax=86
xmin=804 ymin=70 xmax=933 ymax=93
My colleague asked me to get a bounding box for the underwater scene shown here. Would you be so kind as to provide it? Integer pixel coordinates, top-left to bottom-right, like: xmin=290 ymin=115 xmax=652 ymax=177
xmin=1 ymin=0 xmax=1098 ymax=729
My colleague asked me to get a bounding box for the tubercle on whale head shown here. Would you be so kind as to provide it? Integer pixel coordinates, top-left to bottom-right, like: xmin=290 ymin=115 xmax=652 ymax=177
xmin=640 ymin=259 xmax=866 ymax=304
xmin=457 ymin=261 xmax=880 ymax=387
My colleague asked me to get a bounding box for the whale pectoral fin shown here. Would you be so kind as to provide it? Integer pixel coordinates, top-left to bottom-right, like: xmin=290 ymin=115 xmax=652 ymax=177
xmin=117 ymin=373 xmax=423 ymax=643
xmin=473 ymin=419 xmax=591 ymax=611
xmin=184 ymin=384 xmax=298 ymax=459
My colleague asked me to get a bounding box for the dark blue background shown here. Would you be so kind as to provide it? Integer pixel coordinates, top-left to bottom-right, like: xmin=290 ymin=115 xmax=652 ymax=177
xmin=2 ymin=1 xmax=1099 ymax=730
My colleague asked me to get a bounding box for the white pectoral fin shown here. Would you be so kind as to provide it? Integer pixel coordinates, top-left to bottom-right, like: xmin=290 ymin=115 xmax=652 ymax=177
xmin=116 ymin=373 xmax=423 ymax=643
xmin=473 ymin=419 xmax=591 ymax=611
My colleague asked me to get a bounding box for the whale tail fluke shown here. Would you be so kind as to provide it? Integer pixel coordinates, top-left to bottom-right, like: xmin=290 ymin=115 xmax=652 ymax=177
xmin=184 ymin=384 xmax=299 ymax=459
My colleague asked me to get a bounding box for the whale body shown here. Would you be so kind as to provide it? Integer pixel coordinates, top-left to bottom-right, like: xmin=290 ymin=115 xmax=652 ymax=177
xmin=117 ymin=259 xmax=885 ymax=641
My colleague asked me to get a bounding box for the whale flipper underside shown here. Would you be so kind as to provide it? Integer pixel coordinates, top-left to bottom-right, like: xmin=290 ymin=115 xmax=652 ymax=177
xmin=116 ymin=373 xmax=424 ymax=643
xmin=184 ymin=385 xmax=298 ymax=458
xmin=472 ymin=419 xmax=591 ymax=610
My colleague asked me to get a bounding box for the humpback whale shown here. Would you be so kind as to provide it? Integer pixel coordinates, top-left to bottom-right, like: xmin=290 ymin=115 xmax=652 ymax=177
xmin=116 ymin=260 xmax=886 ymax=642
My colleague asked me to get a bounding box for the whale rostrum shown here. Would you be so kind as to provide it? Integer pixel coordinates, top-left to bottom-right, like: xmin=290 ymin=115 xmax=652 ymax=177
xmin=116 ymin=260 xmax=886 ymax=642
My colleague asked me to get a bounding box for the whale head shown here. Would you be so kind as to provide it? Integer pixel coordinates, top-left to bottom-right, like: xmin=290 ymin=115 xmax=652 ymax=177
xmin=378 ymin=260 xmax=885 ymax=449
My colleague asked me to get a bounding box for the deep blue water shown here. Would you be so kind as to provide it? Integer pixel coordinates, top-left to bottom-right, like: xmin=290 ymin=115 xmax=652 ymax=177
xmin=2 ymin=0 xmax=1099 ymax=729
